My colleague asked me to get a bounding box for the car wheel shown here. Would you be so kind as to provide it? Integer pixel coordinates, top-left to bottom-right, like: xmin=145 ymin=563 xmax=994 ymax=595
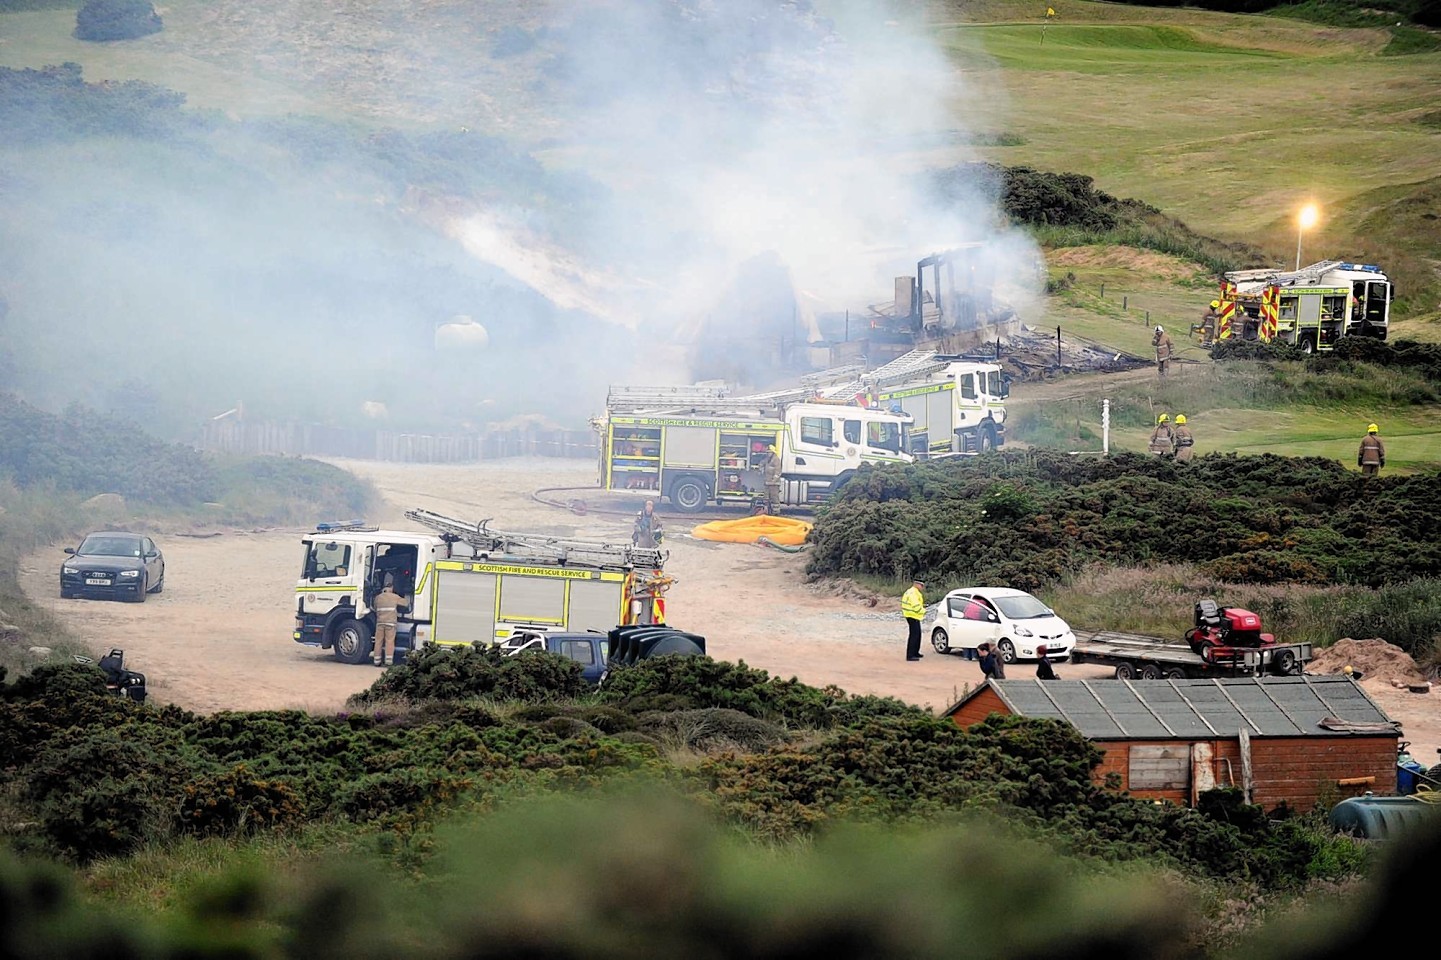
xmin=149 ymin=568 xmax=164 ymax=594
xmin=1114 ymin=662 xmax=1136 ymax=680
xmin=332 ymin=618 xmax=374 ymax=665
xmin=931 ymin=627 xmax=950 ymax=654
xmin=1140 ymin=663 xmax=1163 ymax=680
xmin=997 ymin=639 xmax=1016 ymax=664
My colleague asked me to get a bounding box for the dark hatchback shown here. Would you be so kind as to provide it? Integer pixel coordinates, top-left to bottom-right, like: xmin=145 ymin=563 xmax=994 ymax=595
xmin=60 ymin=532 xmax=166 ymax=602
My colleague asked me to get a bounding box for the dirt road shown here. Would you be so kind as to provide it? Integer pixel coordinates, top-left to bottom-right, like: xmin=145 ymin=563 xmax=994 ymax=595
xmin=19 ymin=457 xmax=1439 ymax=766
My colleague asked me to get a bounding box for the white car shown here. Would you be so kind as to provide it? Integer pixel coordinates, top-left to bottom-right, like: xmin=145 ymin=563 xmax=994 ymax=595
xmin=929 ymin=587 xmax=1074 ymax=663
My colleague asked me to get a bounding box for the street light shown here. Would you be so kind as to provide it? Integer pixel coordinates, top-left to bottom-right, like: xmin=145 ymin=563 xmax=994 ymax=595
xmin=1296 ymin=203 xmax=1319 ymax=270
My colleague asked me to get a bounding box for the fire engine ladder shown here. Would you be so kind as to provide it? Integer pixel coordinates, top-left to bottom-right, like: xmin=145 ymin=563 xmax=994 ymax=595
xmin=404 ymin=509 xmax=665 ymax=573
xmin=1225 ymin=260 xmax=1355 ymax=290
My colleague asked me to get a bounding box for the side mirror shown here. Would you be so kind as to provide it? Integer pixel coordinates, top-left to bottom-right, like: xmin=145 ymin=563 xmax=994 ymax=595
xmin=64 ymin=546 xmax=76 ymax=555
xmin=144 ymin=551 xmax=159 ymax=559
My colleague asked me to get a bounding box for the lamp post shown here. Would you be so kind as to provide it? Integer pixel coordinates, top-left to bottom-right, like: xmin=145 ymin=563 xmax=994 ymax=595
xmin=1296 ymin=203 xmax=1319 ymax=270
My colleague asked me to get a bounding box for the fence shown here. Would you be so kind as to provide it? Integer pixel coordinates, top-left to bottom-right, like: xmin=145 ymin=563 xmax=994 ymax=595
xmin=198 ymin=420 xmax=597 ymax=463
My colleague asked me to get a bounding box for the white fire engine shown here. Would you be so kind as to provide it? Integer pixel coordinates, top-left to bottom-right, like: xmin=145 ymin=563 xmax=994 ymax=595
xmin=293 ymin=510 xmax=671 ymax=664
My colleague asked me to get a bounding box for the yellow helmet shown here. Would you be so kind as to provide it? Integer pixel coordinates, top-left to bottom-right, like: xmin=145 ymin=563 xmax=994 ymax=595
xmin=1157 ymin=414 xmax=1169 ymax=424
xmin=768 ymin=444 xmax=778 ymax=453
xmin=1210 ymin=300 xmax=1220 ymax=309
xmin=1175 ymin=415 xmax=1187 ymax=425
xmin=1367 ymin=423 xmax=1378 ymax=434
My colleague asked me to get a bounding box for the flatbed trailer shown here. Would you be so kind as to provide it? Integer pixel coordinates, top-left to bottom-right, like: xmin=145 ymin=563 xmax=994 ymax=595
xmin=1070 ymin=631 xmax=1312 ymax=680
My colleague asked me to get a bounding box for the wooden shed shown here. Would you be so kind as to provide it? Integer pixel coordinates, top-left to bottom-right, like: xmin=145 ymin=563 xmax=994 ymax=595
xmin=946 ymin=676 xmax=1400 ymax=810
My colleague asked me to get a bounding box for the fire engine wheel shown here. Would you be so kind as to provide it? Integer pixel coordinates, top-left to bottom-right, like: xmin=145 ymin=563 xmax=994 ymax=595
xmin=931 ymin=627 xmax=950 ymax=654
xmin=1114 ymin=662 xmax=1137 ymax=680
xmin=1299 ymin=336 xmax=1316 ymax=356
xmin=978 ymin=424 xmax=997 ymax=453
xmin=670 ymin=478 xmax=708 ymax=513
xmin=1140 ymin=663 xmax=1163 ymax=680
xmin=332 ymin=618 xmax=374 ymax=665
xmin=997 ymin=639 xmax=1016 ymax=664
xmin=1273 ymin=650 xmax=1301 ymax=676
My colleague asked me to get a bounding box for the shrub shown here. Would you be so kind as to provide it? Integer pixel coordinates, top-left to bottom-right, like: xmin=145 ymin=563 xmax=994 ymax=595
xmin=349 ymin=644 xmax=589 ymax=705
xmin=808 ymin=451 xmax=1441 ymax=593
xmin=637 ymin=708 xmax=788 ymax=753
xmin=26 ymin=726 xmax=206 ymax=861
xmin=177 ymin=765 xmax=304 ymax=837
xmin=74 ymin=0 xmax=162 ymax=42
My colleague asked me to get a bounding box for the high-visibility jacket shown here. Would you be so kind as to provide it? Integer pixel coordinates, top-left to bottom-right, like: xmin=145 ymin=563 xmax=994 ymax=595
xmin=901 ymin=586 xmax=925 ymax=620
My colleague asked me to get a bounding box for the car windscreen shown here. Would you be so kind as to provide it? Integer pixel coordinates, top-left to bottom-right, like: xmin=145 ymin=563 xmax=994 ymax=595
xmin=992 ymin=594 xmax=1052 ymax=619
xmin=78 ymin=536 xmax=143 ymax=558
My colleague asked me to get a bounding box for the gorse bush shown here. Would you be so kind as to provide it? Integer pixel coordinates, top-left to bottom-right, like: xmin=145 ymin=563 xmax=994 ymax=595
xmin=0 ymin=645 xmax=1370 ymax=889
xmin=349 ymin=644 xmax=590 ymax=705
xmin=807 ymin=452 xmax=1441 ymax=593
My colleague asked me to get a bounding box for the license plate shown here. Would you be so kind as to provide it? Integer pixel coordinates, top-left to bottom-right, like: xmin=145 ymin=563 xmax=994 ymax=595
xmin=85 ymin=578 xmax=110 ymax=585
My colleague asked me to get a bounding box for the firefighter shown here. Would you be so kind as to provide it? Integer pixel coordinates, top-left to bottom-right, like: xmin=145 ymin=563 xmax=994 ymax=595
xmin=1173 ymin=414 xmax=1195 ymax=463
xmin=1149 ymin=413 xmax=1175 ymax=457
xmin=762 ymin=444 xmax=783 ymax=514
xmin=1358 ymin=423 xmax=1385 ymax=477
xmin=1200 ymin=301 xmax=1220 ymax=346
xmin=632 ymin=499 xmax=664 ymax=548
xmin=1152 ymin=325 xmax=1174 ymax=377
xmin=372 ymin=575 xmax=404 ymax=667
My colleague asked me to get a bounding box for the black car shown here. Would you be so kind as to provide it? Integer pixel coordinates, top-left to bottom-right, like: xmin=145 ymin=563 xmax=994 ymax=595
xmin=60 ymin=532 xmax=165 ymax=602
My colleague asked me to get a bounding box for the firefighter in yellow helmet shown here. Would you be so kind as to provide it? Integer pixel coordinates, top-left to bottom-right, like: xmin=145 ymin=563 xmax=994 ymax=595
xmin=1199 ymin=300 xmax=1220 ymax=346
xmin=1149 ymin=413 xmax=1175 ymax=457
xmin=1358 ymin=423 xmax=1385 ymax=477
xmin=762 ymin=443 xmax=783 ymax=514
xmin=1172 ymin=414 xmax=1195 ymax=463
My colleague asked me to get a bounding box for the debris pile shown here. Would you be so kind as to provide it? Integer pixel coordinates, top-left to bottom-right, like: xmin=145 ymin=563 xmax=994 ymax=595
xmin=996 ymin=324 xmax=1147 ymax=381
xmin=1307 ymin=638 xmax=1431 ymax=690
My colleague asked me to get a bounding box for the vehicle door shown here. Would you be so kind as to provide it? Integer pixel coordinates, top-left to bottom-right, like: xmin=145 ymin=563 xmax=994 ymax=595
xmin=952 ymin=371 xmax=984 ymax=436
xmin=556 ymin=636 xmax=606 ymax=684
xmin=141 ymin=537 xmax=162 ymax=583
xmin=862 ymin=417 xmax=905 ymax=461
xmin=1365 ymin=280 xmax=1389 ymax=328
xmin=948 ymin=595 xmax=1002 ymax=653
xmin=789 ymin=413 xmax=841 ymax=475
xmin=301 ymin=539 xmax=360 ymax=617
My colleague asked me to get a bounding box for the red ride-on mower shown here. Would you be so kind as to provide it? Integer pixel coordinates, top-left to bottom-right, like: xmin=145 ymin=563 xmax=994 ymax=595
xmin=1185 ymin=599 xmax=1299 ymax=674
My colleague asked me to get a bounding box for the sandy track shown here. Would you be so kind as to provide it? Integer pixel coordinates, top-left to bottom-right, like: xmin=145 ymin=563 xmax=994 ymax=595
xmin=18 ymin=457 xmax=1440 ymax=767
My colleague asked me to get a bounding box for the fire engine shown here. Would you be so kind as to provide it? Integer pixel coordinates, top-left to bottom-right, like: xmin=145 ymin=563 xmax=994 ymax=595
xmin=597 ymin=384 xmax=914 ymax=512
xmin=1216 ymin=260 xmax=1392 ymax=353
xmin=293 ymin=510 xmax=671 ymax=664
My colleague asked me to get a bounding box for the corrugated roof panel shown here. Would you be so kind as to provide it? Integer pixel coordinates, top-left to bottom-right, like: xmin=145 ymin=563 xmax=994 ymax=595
xmin=1116 ymin=683 xmax=1211 ymax=737
xmin=1047 ymin=694 xmax=1126 ymax=738
xmin=1089 ymin=683 xmax=1174 ymax=738
xmin=969 ymin=676 xmax=1396 ymax=741
xmin=1165 ymin=682 xmax=1251 ymax=735
xmin=1221 ymin=682 xmax=1305 ymax=736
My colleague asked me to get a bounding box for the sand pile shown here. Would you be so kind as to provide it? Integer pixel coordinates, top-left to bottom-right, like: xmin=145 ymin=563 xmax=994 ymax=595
xmin=1307 ymin=638 xmax=1429 ymax=687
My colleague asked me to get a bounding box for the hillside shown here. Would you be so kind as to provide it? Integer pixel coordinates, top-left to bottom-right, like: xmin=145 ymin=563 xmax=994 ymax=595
xmin=1 ymin=0 xmax=1438 ymax=446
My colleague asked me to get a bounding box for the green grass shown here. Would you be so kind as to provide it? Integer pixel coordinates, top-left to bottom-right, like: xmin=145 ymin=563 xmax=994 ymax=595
xmin=930 ymin=2 xmax=1441 ymax=323
xmin=1040 ymin=563 xmax=1441 ymax=670
xmin=1011 ymin=358 xmax=1441 ymax=469
xmin=943 ymin=24 xmax=1297 ymax=73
